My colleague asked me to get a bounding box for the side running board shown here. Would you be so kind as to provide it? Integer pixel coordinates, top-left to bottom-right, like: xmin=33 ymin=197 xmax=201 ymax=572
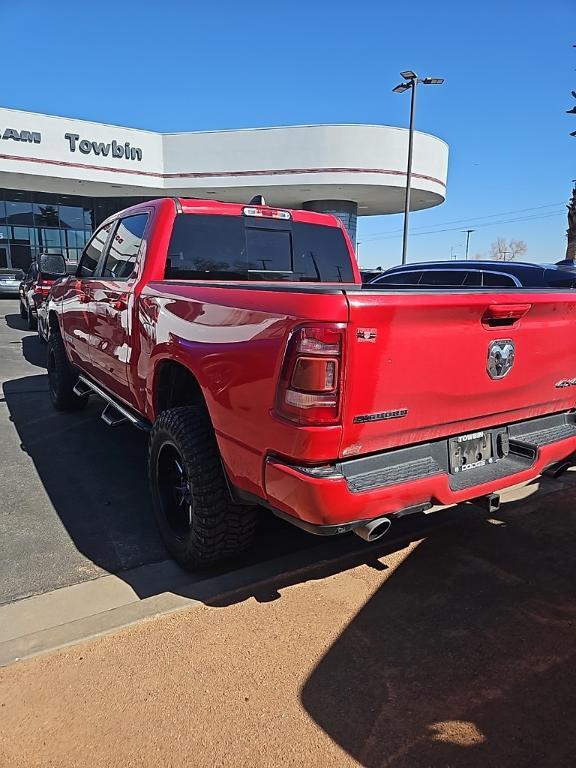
xmin=73 ymin=375 xmax=152 ymax=432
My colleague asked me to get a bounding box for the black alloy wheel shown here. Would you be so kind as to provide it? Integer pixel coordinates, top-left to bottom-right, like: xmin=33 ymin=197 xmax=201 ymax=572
xmin=156 ymin=441 xmax=194 ymax=539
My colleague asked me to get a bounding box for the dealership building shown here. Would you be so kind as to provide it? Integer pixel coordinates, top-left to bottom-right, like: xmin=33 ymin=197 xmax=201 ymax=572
xmin=0 ymin=107 xmax=448 ymax=271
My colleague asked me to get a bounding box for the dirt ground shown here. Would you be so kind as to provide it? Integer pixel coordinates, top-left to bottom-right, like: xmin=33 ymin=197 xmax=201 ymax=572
xmin=1 ymin=483 xmax=576 ymax=768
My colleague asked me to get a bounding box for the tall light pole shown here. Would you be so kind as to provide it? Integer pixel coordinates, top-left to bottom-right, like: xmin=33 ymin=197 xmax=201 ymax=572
xmin=462 ymin=229 xmax=475 ymax=260
xmin=393 ymin=71 xmax=444 ymax=265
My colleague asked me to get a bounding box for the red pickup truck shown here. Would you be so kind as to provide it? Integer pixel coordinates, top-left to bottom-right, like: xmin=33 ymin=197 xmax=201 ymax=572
xmin=45 ymin=197 xmax=576 ymax=569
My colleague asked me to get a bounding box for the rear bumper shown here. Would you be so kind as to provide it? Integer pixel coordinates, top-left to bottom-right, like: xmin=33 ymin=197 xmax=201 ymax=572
xmin=263 ymin=412 xmax=576 ymax=532
xmin=0 ymin=285 xmax=20 ymax=296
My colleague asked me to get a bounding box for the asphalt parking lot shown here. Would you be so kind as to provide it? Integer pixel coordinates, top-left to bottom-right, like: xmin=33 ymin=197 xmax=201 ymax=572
xmin=2 ymin=297 xmax=347 ymax=607
xmin=1 ymin=297 xmax=437 ymax=611
xmin=0 ymin=297 xmax=168 ymax=604
xmin=3 ymin=294 xmax=576 ymax=615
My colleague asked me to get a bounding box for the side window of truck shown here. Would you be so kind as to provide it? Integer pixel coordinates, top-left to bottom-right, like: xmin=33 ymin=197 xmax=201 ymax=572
xmin=101 ymin=214 xmax=148 ymax=281
xmin=77 ymin=222 xmax=114 ymax=279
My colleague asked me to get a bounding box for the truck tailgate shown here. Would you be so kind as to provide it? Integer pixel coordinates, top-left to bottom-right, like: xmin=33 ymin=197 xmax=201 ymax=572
xmin=341 ymin=290 xmax=576 ymax=458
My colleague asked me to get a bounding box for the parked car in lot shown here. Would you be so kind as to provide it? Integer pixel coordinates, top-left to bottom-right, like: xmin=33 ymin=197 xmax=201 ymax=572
xmin=368 ymin=260 xmax=576 ymax=288
xmin=43 ymin=198 xmax=576 ymax=570
xmin=36 ymin=261 xmax=77 ymax=342
xmin=360 ymin=268 xmax=385 ymax=283
xmin=0 ymin=267 xmax=24 ymax=297
xmin=19 ymin=254 xmax=64 ymax=330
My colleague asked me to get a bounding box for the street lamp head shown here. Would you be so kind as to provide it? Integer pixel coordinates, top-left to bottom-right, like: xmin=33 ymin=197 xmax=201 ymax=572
xmin=422 ymin=77 xmax=445 ymax=85
xmin=400 ymin=70 xmax=417 ymax=80
xmin=393 ymin=83 xmax=410 ymax=93
xmin=567 ymin=106 xmax=576 ymax=114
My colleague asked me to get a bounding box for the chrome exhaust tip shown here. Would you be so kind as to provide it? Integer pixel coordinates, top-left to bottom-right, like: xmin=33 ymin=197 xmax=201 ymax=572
xmin=354 ymin=516 xmax=392 ymax=542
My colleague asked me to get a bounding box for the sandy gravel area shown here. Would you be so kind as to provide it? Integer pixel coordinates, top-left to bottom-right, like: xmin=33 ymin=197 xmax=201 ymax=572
xmin=2 ymin=485 xmax=576 ymax=767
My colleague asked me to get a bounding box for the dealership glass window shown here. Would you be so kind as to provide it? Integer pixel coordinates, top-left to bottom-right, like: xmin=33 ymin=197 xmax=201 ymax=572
xmin=37 ymin=228 xmax=63 ymax=251
xmin=7 ymin=227 xmax=35 ymax=270
xmin=66 ymin=249 xmax=81 ymax=264
xmin=9 ymin=226 xmax=35 ymax=246
xmin=83 ymin=207 xmax=94 ymax=229
xmin=0 ymin=202 xmax=6 ymax=225
xmin=5 ymin=200 xmax=34 ymax=226
xmin=58 ymin=205 xmax=86 ymax=230
xmin=65 ymin=230 xmax=89 ymax=250
xmin=33 ymin=203 xmax=61 ymax=228
xmin=102 ymin=214 xmax=148 ymax=280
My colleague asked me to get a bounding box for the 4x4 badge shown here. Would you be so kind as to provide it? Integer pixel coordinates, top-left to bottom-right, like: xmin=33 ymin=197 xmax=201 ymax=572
xmin=357 ymin=328 xmax=377 ymax=343
xmin=487 ymin=339 xmax=515 ymax=379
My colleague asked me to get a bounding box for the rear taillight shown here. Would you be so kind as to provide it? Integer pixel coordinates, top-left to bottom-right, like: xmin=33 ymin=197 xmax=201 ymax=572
xmin=276 ymin=325 xmax=345 ymax=425
xmin=35 ymin=278 xmax=54 ymax=298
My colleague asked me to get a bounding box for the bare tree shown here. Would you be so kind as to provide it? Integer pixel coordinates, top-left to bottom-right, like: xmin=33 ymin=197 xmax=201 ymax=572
xmin=490 ymin=237 xmax=527 ymax=261
xmin=490 ymin=238 xmax=509 ymax=260
xmin=509 ymin=239 xmax=527 ymax=260
xmin=566 ymin=185 xmax=576 ymax=262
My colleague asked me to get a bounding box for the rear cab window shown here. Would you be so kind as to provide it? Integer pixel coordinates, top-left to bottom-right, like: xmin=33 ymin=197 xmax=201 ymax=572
xmin=166 ymin=214 xmax=355 ymax=283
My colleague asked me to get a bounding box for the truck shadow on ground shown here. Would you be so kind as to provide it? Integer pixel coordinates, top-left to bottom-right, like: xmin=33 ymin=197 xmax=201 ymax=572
xmin=5 ymin=313 xmax=455 ymax=604
xmin=300 ymin=497 xmax=576 ymax=768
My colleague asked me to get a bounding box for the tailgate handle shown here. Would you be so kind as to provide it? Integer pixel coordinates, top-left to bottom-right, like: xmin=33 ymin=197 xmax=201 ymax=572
xmin=482 ymin=303 xmax=531 ymax=328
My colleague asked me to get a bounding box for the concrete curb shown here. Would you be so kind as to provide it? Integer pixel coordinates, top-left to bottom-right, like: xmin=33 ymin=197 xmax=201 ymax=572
xmin=2 ymin=475 xmax=574 ymax=668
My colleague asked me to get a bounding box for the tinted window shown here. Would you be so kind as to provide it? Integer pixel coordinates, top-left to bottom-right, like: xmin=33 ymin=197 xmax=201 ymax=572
xmin=374 ymin=271 xmax=423 ymax=285
xmin=481 ymin=272 xmax=517 ymax=287
xmin=245 ymin=228 xmax=291 ymax=274
xmin=78 ymin=222 xmax=113 ymax=278
xmin=167 ymin=214 xmax=354 ymax=282
xmin=546 ymin=272 xmax=576 ymax=288
xmin=102 ymin=214 xmax=148 ymax=280
xmin=419 ymin=270 xmax=470 ymax=286
xmin=291 ymin=222 xmax=354 ymax=282
xmin=462 ymin=271 xmax=482 ymax=286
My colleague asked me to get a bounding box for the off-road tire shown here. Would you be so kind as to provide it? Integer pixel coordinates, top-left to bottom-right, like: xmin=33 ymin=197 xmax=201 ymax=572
xmin=47 ymin=332 xmax=87 ymax=411
xmin=37 ymin=320 xmax=47 ymax=344
xmin=149 ymin=406 xmax=258 ymax=569
xmin=19 ymin=300 xmax=27 ymax=319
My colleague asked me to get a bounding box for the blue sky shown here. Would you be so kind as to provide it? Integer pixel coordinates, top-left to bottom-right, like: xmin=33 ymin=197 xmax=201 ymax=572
xmin=1 ymin=0 xmax=574 ymax=267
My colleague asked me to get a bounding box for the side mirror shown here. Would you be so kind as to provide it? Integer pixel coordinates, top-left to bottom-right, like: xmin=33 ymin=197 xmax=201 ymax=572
xmin=39 ymin=252 xmax=67 ymax=278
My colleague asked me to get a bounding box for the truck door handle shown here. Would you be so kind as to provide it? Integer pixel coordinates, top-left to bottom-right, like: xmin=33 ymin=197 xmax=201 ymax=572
xmin=482 ymin=303 xmax=531 ymax=328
